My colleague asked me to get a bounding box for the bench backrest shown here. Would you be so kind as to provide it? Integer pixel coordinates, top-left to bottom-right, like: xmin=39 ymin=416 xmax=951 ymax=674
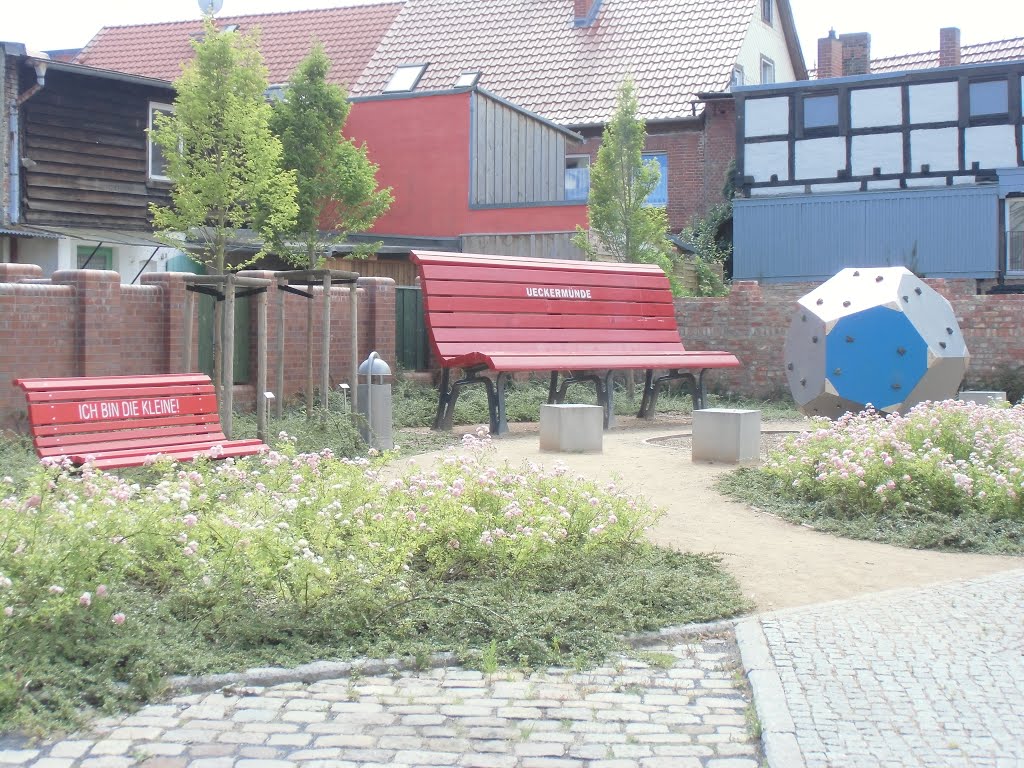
xmin=15 ymin=374 xmax=225 ymax=459
xmin=411 ymin=251 xmax=684 ymax=362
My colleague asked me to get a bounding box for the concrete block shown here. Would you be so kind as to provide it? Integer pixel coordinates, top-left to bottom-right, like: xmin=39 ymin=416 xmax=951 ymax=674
xmin=692 ymin=408 xmax=761 ymax=464
xmin=539 ymin=404 xmax=603 ymax=453
xmin=957 ymin=390 xmax=1007 ymax=405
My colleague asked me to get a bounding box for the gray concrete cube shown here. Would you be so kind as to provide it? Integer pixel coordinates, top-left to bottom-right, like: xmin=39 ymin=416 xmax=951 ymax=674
xmin=692 ymin=408 xmax=761 ymax=464
xmin=539 ymin=404 xmax=603 ymax=453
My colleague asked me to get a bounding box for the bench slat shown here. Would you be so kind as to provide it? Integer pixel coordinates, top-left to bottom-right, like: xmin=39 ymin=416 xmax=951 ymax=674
xmin=437 ymin=342 xmax=696 ymax=356
xmin=37 ymin=431 xmax=229 ymax=458
xmin=414 ymin=251 xmax=667 ymax=275
xmin=75 ymin=441 xmax=267 ymax=470
xmin=425 ymin=313 xmax=679 ymax=331
xmin=36 ymin=423 xmax=225 ymax=449
xmin=421 ymin=280 xmax=672 ymax=304
xmin=23 ymin=383 xmax=215 ymax=403
xmin=15 ymin=374 xmax=211 ymax=392
xmin=432 ymin=327 xmax=684 ymax=344
xmin=73 ymin=438 xmax=265 ymax=462
xmin=419 ymin=264 xmax=670 ymax=290
xmin=446 ymin=352 xmax=741 ymax=372
xmin=30 ymin=413 xmax=222 ymax=438
xmin=28 ymin=394 xmax=219 ymax=427
xmin=424 ymin=296 xmax=675 ymax=317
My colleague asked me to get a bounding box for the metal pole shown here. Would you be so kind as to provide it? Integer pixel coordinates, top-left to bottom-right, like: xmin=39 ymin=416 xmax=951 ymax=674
xmin=349 ymin=282 xmax=359 ymax=415
xmin=321 ymin=273 xmax=331 ymax=413
xmin=256 ymin=287 xmax=268 ymax=443
xmin=275 ymin=277 xmax=285 ymax=419
xmin=183 ymin=287 xmax=195 ymax=372
xmin=305 ymin=279 xmax=314 ymax=419
xmin=223 ymin=276 xmax=236 ymax=438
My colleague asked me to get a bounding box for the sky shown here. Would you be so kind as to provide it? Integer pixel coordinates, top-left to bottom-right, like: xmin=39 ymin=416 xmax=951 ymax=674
xmin=2 ymin=0 xmax=1022 ymax=64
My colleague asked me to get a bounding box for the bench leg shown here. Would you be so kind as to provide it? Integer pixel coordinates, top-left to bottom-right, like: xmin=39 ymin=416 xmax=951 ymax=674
xmin=558 ymin=371 xmax=614 ymax=430
xmin=547 ymin=372 xmax=560 ymax=404
xmin=433 ymin=369 xmax=454 ymax=431
xmin=637 ymin=369 xmax=701 ymax=419
xmin=639 ymin=370 xmax=656 ymax=418
xmin=494 ymin=372 xmax=510 ymax=436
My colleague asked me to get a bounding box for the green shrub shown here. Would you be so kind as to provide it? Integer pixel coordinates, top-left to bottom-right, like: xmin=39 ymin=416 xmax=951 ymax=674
xmin=720 ymin=400 xmax=1024 ymax=553
xmin=0 ymin=432 xmax=746 ymax=732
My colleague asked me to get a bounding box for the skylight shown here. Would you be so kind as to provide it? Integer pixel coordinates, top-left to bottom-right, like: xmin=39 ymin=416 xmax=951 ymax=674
xmin=383 ymin=64 xmax=427 ymax=93
xmin=454 ymin=71 xmax=481 ymax=88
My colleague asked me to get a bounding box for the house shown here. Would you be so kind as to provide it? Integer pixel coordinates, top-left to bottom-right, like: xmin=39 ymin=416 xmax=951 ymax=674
xmin=0 ymin=42 xmax=181 ymax=281
xmin=731 ymin=51 xmax=1024 ymax=284
xmin=351 ymin=0 xmax=807 ymax=233
xmin=71 ymin=0 xmax=807 ymax=249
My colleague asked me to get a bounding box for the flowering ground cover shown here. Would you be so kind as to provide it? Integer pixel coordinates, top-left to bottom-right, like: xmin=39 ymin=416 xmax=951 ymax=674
xmin=0 ymin=430 xmax=746 ymax=734
xmin=720 ymin=400 xmax=1024 ymax=554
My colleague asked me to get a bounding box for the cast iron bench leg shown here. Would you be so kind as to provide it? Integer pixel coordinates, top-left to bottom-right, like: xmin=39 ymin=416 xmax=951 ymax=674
xmin=433 ymin=369 xmax=454 ymax=431
xmin=493 ymin=372 xmax=510 ymax=436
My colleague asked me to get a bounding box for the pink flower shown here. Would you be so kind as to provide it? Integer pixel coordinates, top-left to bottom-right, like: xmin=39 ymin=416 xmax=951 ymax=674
xmin=23 ymin=495 xmax=41 ymax=510
xmin=79 ymin=592 xmax=92 ymax=607
xmin=48 ymin=585 xmax=64 ymax=595
xmin=96 ymin=584 xmax=108 ymax=598
xmin=112 ymin=613 xmax=126 ymax=625
xmin=183 ymin=514 xmax=198 ymax=527
xmin=3 ymin=606 xmax=12 ymax=617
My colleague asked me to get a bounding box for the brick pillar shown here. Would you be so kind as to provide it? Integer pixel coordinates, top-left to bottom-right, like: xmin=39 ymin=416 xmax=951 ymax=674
xmin=356 ymin=277 xmax=396 ymax=366
xmin=939 ymin=27 xmax=961 ymax=68
xmin=817 ymin=30 xmax=844 ymax=79
xmin=840 ymin=32 xmax=871 ymax=76
xmin=0 ymin=263 xmax=43 ymax=282
xmin=141 ymin=271 xmax=191 ymax=372
xmin=52 ymin=269 xmax=122 ymax=377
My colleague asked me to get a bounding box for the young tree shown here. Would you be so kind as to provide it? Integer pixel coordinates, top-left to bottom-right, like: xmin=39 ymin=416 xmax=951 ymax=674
xmin=270 ymin=43 xmax=393 ymax=269
xmin=150 ymin=17 xmax=298 ymax=274
xmin=269 ymin=44 xmax=394 ymax=417
xmin=572 ymin=77 xmax=678 ymax=291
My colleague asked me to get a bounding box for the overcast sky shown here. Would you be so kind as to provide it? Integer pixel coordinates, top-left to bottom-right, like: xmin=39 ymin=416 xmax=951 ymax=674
xmin=4 ymin=0 xmax=1021 ymax=65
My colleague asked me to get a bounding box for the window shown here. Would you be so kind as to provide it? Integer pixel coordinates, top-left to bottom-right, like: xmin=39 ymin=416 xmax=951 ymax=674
xmin=731 ymin=66 xmax=745 ymax=88
xmin=454 ymin=71 xmax=481 ymax=88
xmin=762 ymin=0 xmax=773 ymax=25
xmin=77 ymin=245 xmax=113 ymax=270
xmin=804 ymin=94 xmax=839 ymax=129
xmin=642 ymin=153 xmax=668 ymax=207
xmin=1008 ymin=198 xmax=1024 ymax=274
xmin=148 ymin=102 xmax=174 ymax=182
xmin=760 ymin=56 xmax=775 ymax=85
xmin=383 ymin=64 xmax=427 ymax=93
xmin=565 ymin=155 xmax=591 ymax=201
xmin=969 ymin=79 xmax=1008 ymax=117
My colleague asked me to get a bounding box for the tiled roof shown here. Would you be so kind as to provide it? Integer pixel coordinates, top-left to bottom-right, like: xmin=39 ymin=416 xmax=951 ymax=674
xmin=75 ymin=3 xmax=403 ymax=88
xmin=871 ymin=36 xmax=1024 ymax=73
xmin=352 ymin=0 xmax=760 ymax=126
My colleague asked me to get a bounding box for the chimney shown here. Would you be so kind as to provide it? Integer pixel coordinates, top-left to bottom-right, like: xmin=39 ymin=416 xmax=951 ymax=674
xmin=939 ymin=27 xmax=961 ymax=67
xmin=817 ymin=29 xmax=844 ymax=79
xmin=839 ymin=32 xmax=871 ymax=76
xmin=573 ymin=0 xmax=602 ymax=27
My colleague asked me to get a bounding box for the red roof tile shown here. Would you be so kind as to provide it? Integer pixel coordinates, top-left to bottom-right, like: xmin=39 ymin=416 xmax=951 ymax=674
xmin=870 ymin=36 xmax=1024 ymax=74
xmin=75 ymin=3 xmax=403 ymax=89
xmin=352 ymin=0 xmax=760 ymax=126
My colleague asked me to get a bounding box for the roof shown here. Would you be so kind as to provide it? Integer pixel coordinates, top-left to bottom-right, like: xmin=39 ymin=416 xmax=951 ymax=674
xmin=352 ymin=0 xmax=792 ymax=126
xmin=75 ymin=3 xmax=403 ymax=88
xmin=870 ymin=36 xmax=1024 ymax=74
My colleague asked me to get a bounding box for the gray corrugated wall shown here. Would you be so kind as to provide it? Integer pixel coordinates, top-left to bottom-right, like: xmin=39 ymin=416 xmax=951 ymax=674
xmin=471 ymin=93 xmax=567 ymax=206
xmin=734 ymin=187 xmax=1001 ymax=282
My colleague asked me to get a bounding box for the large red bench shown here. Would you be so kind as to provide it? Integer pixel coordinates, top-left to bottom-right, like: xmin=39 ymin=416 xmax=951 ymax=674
xmin=14 ymin=373 xmax=268 ymax=470
xmin=411 ymin=251 xmax=741 ymax=434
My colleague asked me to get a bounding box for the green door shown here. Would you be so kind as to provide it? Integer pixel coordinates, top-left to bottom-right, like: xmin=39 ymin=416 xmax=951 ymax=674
xmin=395 ymin=287 xmax=429 ymax=371
xmin=197 ymin=293 xmax=251 ymax=384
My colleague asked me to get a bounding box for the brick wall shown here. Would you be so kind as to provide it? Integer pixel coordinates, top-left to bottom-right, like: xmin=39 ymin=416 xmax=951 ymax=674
xmin=840 ymin=32 xmax=871 ymax=76
xmin=0 ymin=264 xmax=396 ymax=429
xmin=676 ymin=280 xmax=1024 ymax=400
xmin=575 ymin=106 xmax=736 ymax=232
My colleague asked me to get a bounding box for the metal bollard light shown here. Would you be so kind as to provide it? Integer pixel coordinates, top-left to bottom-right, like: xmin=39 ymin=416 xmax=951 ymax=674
xmin=357 ymin=352 xmax=394 ymax=450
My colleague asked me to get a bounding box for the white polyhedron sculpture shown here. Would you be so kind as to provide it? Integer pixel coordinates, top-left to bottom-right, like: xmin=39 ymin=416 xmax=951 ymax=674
xmin=784 ymin=267 xmax=970 ymax=419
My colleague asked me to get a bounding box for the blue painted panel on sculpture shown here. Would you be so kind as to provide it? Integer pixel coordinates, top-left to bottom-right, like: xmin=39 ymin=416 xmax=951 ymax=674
xmin=825 ymin=307 xmax=929 ymax=410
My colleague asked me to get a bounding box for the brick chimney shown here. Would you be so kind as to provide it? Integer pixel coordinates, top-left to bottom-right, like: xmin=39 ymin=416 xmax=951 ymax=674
xmin=817 ymin=29 xmax=844 ymax=79
xmin=840 ymin=32 xmax=871 ymax=76
xmin=940 ymin=27 xmax=961 ymax=67
xmin=573 ymin=0 xmax=602 ymax=27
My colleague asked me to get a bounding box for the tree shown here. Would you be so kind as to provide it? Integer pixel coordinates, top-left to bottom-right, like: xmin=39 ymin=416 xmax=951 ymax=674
xmin=150 ymin=17 xmax=298 ymax=274
xmin=270 ymin=43 xmax=393 ymax=269
xmin=269 ymin=45 xmax=394 ymax=417
xmin=572 ymin=77 xmax=678 ymax=291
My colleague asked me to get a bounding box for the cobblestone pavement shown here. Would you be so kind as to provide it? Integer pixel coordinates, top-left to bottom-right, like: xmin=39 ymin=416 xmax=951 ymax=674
xmin=0 ymin=634 xmax=759 ymax=768
xmin=739 ymin=569 xmax=1024 ymax=768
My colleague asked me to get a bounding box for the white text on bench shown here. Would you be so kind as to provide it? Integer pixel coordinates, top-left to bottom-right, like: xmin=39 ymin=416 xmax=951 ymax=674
xmin=77 ymin=398 xmax=182 ymax=421
xmin=525 ymin=287 xmax=592 ymax=299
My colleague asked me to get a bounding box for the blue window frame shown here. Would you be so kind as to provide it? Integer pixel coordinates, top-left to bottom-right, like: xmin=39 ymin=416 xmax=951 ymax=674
xmin=643 ymin=153 xmax=668 ymax=207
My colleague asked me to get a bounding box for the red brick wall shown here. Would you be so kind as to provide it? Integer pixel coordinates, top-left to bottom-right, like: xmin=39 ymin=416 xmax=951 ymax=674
xmin=676 ymin=280 xmax=1024 ymax=400
xmin=0 ymin=265 xmax=396 ymax=428
xmin=575 ymin=106 xmax=737 ymax=233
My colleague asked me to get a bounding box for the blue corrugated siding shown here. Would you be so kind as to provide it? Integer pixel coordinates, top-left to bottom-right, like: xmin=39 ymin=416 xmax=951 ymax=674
xmin=734 ymin=187 xmax=1001 ymax=282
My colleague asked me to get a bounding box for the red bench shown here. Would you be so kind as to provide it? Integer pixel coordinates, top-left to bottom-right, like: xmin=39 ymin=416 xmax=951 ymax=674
xmin=411 ymin=250 xmax=741 ymax=434
xmin=14 ymin=373 xmax=268 ymax=470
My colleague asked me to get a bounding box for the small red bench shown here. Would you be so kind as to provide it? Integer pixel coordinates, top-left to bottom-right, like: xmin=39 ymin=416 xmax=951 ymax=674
xmin=411 ymin=250 xmax=741 ymax=434
xmin=14 ymin=373 xmax=268 ymax=470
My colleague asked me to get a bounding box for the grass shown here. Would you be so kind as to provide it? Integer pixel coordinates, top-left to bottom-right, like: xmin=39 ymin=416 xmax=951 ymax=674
xmin=718 ymin=401 xmax=1024 ymax=555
